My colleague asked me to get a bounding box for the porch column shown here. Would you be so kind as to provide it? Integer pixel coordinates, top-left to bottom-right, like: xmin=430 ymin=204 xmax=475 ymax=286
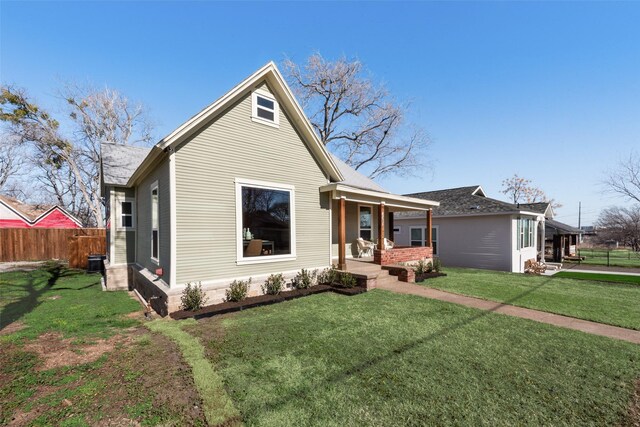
xmin=378 ymin=203 xmax=385 ymax=249
xmin=426 ymin=209 xmax=433 ymax=247
xmin=338 ymin=197 xmax=346 ymax=270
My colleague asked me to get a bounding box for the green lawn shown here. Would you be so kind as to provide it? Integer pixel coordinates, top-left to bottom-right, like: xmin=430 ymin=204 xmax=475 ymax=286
xmin=188 ymin=291 xmax=640 ymax=426
xmin=571 ymin=248 xmax=640 ymax=268
xmin=554 ymin=270 xmax=640 ymax=285
xmin=0 ymin=261 xmax=139 ymax=340
xmin=0 ymin=263 xmax=207 ymax=426
xmin=416 ymin=267 xmax=640 ymax=330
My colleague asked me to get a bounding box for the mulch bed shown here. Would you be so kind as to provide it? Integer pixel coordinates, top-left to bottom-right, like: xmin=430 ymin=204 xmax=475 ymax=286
xmin=171 ymin=284 xmax=367 ymax=320
xmin=415 ymin=272 xmax=447 ymax=282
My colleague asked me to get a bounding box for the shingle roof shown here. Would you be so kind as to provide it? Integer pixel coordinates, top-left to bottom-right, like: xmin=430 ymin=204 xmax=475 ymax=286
xmin=395 ymin=185 xmax=542 ymax=218
xmin=518 ymin=202 xmax=551 ymax=215
xmin=545 ymin=219 xmax=583 ymax=235
xmin=330 ymin=153 xmax=388 ymax=193
xmin=101 ymin=143 xmax=151 ymax=186
xmin=0 ymin=194 xmax=52 ymax=221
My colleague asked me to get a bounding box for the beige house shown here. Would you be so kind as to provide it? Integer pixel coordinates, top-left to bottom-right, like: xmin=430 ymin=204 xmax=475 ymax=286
xmin=100 ymin=62 xmax=438 ymax=314
xmin=394 ymin=186 xmax=546 ymax=273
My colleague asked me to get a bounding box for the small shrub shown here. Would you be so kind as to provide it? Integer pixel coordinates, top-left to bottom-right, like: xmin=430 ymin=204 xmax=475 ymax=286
xmin=181 ymin=282 xmax=208 ymax=311
xmin=318 ymin=264 xmax=340 ymax=285
xmin=339 ymin=272 xmax=357 ymax=288
xmin=291 ymin=269 xmax=317 ymax=289
xmin=433 ymin=258 xmax=443 ymax=273
xmin=262 ymin=273 xmax=285 ymax=295
xmin=225 ymin=278 xmax=250 ymax=302
xmin=415 ymin=259 xmax=433 ymax=275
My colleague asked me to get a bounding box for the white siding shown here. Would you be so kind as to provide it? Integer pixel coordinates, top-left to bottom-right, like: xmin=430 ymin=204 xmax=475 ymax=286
xmin=395 ymin=215 xmax=514 ymax=271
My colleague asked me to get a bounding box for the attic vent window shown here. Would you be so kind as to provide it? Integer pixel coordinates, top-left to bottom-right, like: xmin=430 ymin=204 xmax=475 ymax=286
xmin=252 ymin=90 xmax=279 ymax=127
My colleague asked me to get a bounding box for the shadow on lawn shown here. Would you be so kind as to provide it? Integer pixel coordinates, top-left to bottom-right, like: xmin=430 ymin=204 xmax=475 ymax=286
xmin=262 ymin=276 xmax=555 ymax=413
xmin=0 ymin=262 xmax=90 ymax=331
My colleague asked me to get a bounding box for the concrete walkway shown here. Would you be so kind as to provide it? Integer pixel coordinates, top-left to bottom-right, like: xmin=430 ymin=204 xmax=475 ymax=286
xmin=376 ymin=281 xmax=640 ymax=345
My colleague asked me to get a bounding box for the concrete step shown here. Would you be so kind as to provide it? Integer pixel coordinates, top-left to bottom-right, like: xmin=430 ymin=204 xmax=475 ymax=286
xmin=376 ymin=276 xmax=400 ymax=286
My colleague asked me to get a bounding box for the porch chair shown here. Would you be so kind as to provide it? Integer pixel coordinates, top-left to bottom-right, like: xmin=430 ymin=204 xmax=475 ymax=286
xmin=356 ymin=237 xmax=376 ymax=258
xmin=244 ymin=239 xmax=263 ymax=257
xmin=384 ymin=238 xmax=395 ymax=250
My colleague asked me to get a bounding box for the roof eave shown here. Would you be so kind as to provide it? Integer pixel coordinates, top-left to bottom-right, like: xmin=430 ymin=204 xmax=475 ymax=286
xmin=320 ymin=183 xmax=440 ymax=210
xmin=148 ymin=62 xmax=342 ymax=183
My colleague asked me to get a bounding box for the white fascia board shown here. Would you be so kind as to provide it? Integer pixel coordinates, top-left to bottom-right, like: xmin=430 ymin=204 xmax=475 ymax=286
xmin=32 ymin=206 xmax=84 ymax=227
xmin=138 ymin=62 xmax=342 ymax=184
xmin=395 ymin=211 xmax=544 ymax=221
xmin=126 ymin=147 xmax=164 ymax=187
xmin=321 ymin=184 xmax=439 ymax=209
xmin=0 ymin=199 xmax=35 ymax=224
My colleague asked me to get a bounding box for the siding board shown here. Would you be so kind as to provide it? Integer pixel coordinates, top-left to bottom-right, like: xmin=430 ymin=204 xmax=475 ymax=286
xmin=174 ymin=82 xmax=331 ymax=284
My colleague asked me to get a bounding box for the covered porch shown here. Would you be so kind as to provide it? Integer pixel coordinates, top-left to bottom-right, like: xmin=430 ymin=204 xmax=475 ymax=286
xmin=320 ymin=183 xmax=439 ymax=270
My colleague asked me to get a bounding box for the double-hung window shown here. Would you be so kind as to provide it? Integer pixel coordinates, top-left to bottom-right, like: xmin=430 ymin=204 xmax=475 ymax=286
xmin=409 ymin=226 xmax=439 ymax=255
xmin=151 ymin=183 xmax=159 ymax=263
xmin=359 ymin=206 xmax=373 ymax=241
xmin=236 ymin=179 xmax=295 ymax=264
xmin=121 ymin=201 xmax=133 ymax=229
xmin=252 ymin=90 xmax=279 ymax=127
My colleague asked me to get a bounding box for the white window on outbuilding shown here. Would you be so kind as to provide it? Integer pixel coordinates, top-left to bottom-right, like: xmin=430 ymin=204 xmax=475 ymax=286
xmin=252 ymin=90 xmax=279 ymax=127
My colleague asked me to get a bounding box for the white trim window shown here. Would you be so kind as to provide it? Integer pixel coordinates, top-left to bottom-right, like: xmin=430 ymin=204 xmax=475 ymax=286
xmin=151 ymin=182 xmax=159 ymax=264
xmin=409 ymin=226 xmax=439 ymax=256
xmin=235 ymin=178 xmax=296 ymax=265
xmin=119 ymin=200 xmax=135 ymax=230
xmin=359 ymin=205 xmax=373 ymax=241
xmin=252 ymin=90 xmax=279 ymax=127
xmin=517 ymin=218 xmax=534 ymax=250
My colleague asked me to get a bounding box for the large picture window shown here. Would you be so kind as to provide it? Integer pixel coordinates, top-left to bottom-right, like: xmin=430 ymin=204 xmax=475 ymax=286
xmin=236 ymin=179 xmax=295 ymax=263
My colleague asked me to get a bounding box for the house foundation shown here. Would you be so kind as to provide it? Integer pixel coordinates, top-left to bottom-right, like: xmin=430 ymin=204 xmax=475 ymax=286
xmin=103 ymin=261 xmax=132 ymax=291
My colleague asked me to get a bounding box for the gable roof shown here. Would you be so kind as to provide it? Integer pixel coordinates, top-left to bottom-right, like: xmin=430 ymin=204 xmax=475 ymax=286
xmin=101 ymin=143 xmax=151 ymax=186
xmin=518 ymin=202 xmax=553 ymax=218
xmin=396 ymin=185 xmax=543 ymax=218
xmin=545 ymin=218 xmax=583 ymax=235
xmin=329 ymin=154 xmax=388 ymax=193
xmin=0 ymin=194 xmax=51 ymax=222
xmin=0 ymin=194 xmax=83 ymax=226
xmin=127 ymin=61 xmax=343 ymax=187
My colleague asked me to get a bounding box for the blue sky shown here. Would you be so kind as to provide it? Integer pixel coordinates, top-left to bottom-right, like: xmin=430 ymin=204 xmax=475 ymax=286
xmin=2 ymin=1 xmax=639 ymax=226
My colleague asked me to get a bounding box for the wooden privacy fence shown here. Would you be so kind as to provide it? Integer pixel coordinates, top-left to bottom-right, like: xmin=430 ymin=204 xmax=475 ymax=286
xmin=68 ymin=235 xmax=106 ymax=269
xmin=0 ymin=228 xmax=106 ymax=265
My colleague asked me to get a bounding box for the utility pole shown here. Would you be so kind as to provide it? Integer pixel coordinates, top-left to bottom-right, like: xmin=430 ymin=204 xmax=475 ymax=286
xmin=578 ymin=202 xmax=581 ymax=230
xmin=578 ymin=202 xmax=582 ymax=244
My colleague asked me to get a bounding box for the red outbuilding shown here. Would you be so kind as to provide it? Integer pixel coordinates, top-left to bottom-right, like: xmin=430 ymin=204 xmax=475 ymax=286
xmin=0 ymin=195 xmax=82 ymax=228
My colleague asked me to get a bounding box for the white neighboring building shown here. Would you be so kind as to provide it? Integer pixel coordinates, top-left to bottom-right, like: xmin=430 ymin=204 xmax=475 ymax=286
xmin=393 ymin=186 xmax=546 ymax=273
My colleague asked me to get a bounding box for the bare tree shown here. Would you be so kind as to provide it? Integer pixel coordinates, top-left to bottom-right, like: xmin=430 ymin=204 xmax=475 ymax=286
xmin=283 ymin=54 xmax=430 ymax=179
xmin=0 ymin=84 xmax=153 ymax=226
xmin=501 ymin=174 xmax=562 ymax=210
xmin=604 ymin=151 xmax=640 ymax=204
xmin=0 ymin=134 xmax=25 ymax=192
xmin=595 ymin=205 xmax=640 ymax=251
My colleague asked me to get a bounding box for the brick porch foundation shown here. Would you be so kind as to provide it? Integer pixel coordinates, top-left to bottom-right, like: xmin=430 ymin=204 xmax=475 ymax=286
xmin=374 ymin=246 xmax=433 ymax=265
